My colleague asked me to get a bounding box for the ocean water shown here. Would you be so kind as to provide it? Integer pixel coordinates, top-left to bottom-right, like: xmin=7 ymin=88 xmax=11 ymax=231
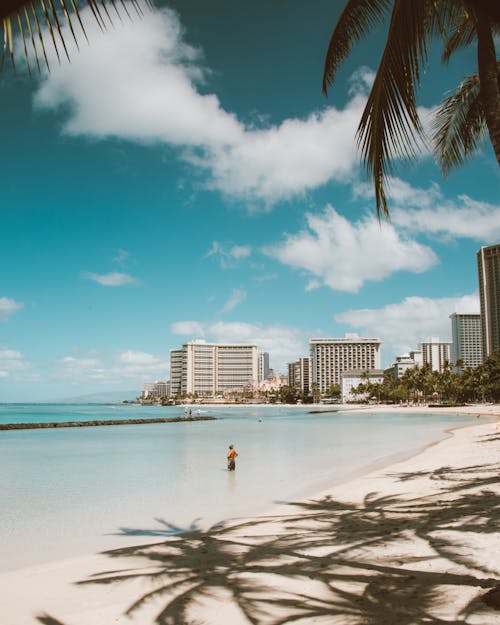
xmin=0 ymin=404 xmax=481 ymax=572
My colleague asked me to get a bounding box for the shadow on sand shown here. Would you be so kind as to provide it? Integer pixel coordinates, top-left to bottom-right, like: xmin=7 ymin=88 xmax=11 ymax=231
xmin=37 ymin=433 xmax=500 ymax=625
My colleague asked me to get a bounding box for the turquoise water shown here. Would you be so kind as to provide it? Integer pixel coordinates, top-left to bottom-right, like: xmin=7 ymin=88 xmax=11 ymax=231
xmin=0 ymin=404 xmax=481 ymax=572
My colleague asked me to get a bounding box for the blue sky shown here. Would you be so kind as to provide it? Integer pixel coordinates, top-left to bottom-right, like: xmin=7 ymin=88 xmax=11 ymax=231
xmin=0 ymin=0 xmax=498 ymax=401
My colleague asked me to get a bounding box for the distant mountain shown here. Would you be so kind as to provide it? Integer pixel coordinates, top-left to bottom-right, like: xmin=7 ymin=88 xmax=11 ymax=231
xmin=48 ymin=390 xmax=139 ymax=404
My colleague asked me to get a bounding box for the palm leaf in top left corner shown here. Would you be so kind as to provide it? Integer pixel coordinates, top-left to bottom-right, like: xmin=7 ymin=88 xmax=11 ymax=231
xmin=1 ymin=0 xmax=151 ymax=76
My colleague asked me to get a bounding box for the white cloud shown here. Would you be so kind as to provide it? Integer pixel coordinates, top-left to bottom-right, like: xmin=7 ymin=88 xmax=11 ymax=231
xmin=58 ymin=349 xmax=167 ymax=383
xmin=198 ymin=101 xmax=363 ymax=205
xmin=229 ymin=245 xmax=251 ymax=260
xmin=221 ymin=288 xmax=246 ymax=313
xmin=0 ymin=347 xmax=35 ymax=380
xmin=355 ymin=177 xmax=500 ymax=242
xmin=33 ymin=4 xmax=367 ymax=207
xmin=0 ymin=297 xmax=24 ymax=321
xmin=206 ymin=241 xmax=252 ymax=268
xmin=82 ymin=271 xmax=136 ymax=286
xmin=264 ymin=205 xmax=438 ymax=292
xmin=392 ymin=193 xmax=500 ymax=243
xmin=170 ymin=320 xmax=308 ymax=371
xmin=171 ymin=321 xmax=206 ymax=337
xmin=335 ymin=293 xmax=480 ymax=361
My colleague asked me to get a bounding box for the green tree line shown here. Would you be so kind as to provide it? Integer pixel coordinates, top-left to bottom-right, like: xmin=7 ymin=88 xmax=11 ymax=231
xmin=352 ymin=351 xmax=500 ymax=405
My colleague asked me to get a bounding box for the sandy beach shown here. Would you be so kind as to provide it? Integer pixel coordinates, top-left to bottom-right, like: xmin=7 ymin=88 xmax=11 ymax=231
xmin=2 ymin=404 xmax=500 ymax=625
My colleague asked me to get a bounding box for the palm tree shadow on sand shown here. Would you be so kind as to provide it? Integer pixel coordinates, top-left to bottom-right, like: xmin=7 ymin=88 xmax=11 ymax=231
xmin=37 ymin=444 xmax=500 ymax=624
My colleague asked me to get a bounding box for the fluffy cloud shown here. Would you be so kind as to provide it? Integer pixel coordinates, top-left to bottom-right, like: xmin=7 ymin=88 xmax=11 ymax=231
xmin=170 ymin=321 xmax=206 ymax=337
xmin=336 ymin=293 xmax=480 ymax=361
xmin=0 ymin=297 xmax=24 ymax=321
xmin=33 ymin=4 xmax=366 ymax=206
xmin=355 ymin=177 xmax=500 ymax=242
xmin=392 ymin=194 xmax=500 ymax=243
xmin=170 ymin=320 xmax=308 ymax=371
xmin=264 ymin=206 xmax=437 ymax=292
xmin=58 ymin=349 xmax=167 ymax=383
xmin=221 ymin=289 xmax=246 ymax=313
xmin=82 ymin=272 xmax=137 ymax=286
xmin=0 ymin=348 xmax=35 ymax=380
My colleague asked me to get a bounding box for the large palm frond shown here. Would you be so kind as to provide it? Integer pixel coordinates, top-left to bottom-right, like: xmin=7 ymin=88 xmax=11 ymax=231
xmin=1 ymin=0 xmax=151 ymax=75
xmin=357 ymin=0 xmax=438 ymax=218
xmin=432 ymin=69 xmax=493 ymax=174
xmin=322 ymin=0 xmax=391 ymax=96
xmin=323 ymin=1 xmax=442 ymax=218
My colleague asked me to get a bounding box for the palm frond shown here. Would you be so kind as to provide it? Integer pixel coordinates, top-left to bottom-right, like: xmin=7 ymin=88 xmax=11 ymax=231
xmin=356 ymin=0 xmax=439 ymax=218
xmin=322 ymin=0 xmax=391 ymax=96
xmin=441 ymin=16 xmax=476 ymax=63
xmin=433 ymin=64 xmax=499 ymax=174
xmin=1 ymin=0 xmax=152 ymax=74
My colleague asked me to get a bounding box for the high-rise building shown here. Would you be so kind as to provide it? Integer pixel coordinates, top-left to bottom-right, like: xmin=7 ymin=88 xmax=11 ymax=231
xmin=310 ymin=334 xmax=381 ymax=395
xmin=450 ymin=313 xmax=483 ymax=369
xmin=287 ymin=357 xmax=311 ymax=396
xmin=169 ymin=340 xmax=258 ymax=397
xmin=258 ymin=351 xmax=270 ymax=382
xmin=477 ymin=243 xmax=500 ymax=358
xmin=420 ymin=337 xmax=452 ymax=372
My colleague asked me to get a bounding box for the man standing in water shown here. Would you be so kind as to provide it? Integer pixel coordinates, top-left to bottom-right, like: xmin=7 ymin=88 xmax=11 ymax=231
xmin=227 ymin=444 xmax=238 ymax=471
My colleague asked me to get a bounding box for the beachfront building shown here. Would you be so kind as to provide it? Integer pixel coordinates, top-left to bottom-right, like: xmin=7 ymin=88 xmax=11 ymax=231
xmin=477 ymin=243 xmax=500 ymax=358
xmin=341 ymin=369 xmax=385 ymax=402
xmin=409 ymin=350 xmax=423 ymax=367
xmin=287 ymin=357 xmax=311 ymax=396
xmin=310 ymin=334 xmax=381 ymax=396
xmin=450 ymin=312 xmax=483 ymax=370
xmin=140 ymin=380 xmax=169 ymax=401
xmin=258 ymin=351 xmax=270 ymax=382
xmin=169 ymin=340 xmax=259 ymax=398
xmin=420 ymin=338 xmax=452 ymax=372
xmin=389 ymin=353 xmax=419 ymax=380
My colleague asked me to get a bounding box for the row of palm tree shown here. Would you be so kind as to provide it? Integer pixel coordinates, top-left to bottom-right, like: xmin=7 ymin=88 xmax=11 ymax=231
xmin=353 ymin=350 xmax=500 ymax=404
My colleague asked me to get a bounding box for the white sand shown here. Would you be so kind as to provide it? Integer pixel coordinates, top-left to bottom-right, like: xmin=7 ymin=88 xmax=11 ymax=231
xmin=2 ymin=404 xmax=500 ymax=625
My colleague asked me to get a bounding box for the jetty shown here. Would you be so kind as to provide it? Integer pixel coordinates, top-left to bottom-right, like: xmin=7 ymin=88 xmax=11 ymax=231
xmin=0 ymin=415 xmax=216 ymax=430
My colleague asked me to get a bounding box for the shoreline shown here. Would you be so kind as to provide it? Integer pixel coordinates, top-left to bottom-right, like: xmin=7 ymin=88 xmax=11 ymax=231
xmin=2 ymin=404 xmax=499 ymax=624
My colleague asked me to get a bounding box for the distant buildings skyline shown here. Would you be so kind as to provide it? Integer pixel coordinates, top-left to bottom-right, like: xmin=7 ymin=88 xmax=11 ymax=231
xmin=140 ymin=243 xmax=497 ymax=401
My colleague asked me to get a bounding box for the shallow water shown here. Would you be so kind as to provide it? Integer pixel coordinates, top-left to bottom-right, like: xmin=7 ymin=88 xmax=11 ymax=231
xmin=0 ymin=404 xmax=480 ymax=571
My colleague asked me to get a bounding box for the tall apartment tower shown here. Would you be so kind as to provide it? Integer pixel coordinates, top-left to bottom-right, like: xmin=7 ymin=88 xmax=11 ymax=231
xmin=288 ymin=357 xmax=311 ymax=396
xmin=477 ymin=243 xmax=500 ymax=358
xmin=420 ymin=338 xmax=452 ymax=372
xmin=450 ymin=313 xmax=483 ymax=369
xmin=310 ymin=335 xmax=381 ymax=395
xmin=258 ymin=351 xmax=270 ymax=382
xmin=169 ymin=340 xmax=258 ymax=397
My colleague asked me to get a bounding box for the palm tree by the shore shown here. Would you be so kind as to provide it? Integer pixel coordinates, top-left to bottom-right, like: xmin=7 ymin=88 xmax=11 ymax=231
xmin=323 ymin=0 xmax=500 ymax=218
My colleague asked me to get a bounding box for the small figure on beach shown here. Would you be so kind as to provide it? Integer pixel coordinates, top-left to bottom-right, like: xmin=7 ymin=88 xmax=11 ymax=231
xmin=227 ymin=444 xmax=238 ymax=471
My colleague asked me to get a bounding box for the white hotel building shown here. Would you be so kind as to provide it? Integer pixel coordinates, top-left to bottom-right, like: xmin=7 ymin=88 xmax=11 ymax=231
xmin=450 ymin=313 xmax=483 ymax=369
xmin=420 ymin=337 xmax=452 ymax=372
xmin=169 ymin=340 xmax=259 ymax=397
xmin=310 ymin=334 xmax=381 ymax=395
